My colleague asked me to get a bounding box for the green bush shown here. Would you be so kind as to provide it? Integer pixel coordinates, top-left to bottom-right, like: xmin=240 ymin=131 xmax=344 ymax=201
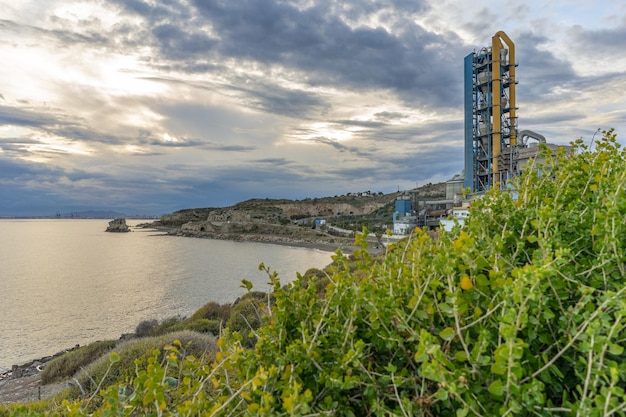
xmin=10 ymin=130 xmax=626 ymax=416
xmin=134 ymin=319 xmax=158 ymax=337
xmin=181 ymin=318 xmax=223 ymax=335
xmin=212 ymin=129 xmax=626 ymax=416
xmin=40 ymin=340 xmax=117 ymax=384
xmin=226 ymin=290 xmax=272 ymax=348
xmin=141 ymin=316 xmax=185 ymax=337
xmin=189 ymin=301 xmax=231 ymax=323
xmin=67 ymin=331 xmax=217 ymax=401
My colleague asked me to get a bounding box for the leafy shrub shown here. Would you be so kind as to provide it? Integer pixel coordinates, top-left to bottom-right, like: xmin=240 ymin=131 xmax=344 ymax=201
xmin=140 ymin=315 xmax=185 ymax=337
xmin=134 ymin=319 xmax=158 ymax=337
xmin=67 ymin=331 xmax=217 ymax=401
xmin=300 ymin=267 xmax=331 ymax=297
xmin=40 ymin=340 xmax=117 ymax=384
xmin=210 ymin=129 xmax=626 ymax=416
xmin=189 ymin=301 xmax=231 ymax=323
xmin=11 ymin=130 xmax=626 ymax=417
xmin=181 ymin=318 xmax=223 ymax=336
xmin=226 ymin=290 xmax=272 ymax=348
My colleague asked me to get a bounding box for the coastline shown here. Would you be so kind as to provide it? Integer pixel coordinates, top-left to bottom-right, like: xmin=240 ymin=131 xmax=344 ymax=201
xmin=166 ymin=230 xmax=364 ymax=253
xmin=0 ymin=346 xmax=80 ymax=404
xmin=1 ymin=225 xmax=386 ymax=404
xmin=143 ymin=223 xmax=382 ymax=255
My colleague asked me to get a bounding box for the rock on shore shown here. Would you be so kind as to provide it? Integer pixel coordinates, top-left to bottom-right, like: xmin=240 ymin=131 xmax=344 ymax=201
xmin=105 ymin=218 xmax=130 ymax=232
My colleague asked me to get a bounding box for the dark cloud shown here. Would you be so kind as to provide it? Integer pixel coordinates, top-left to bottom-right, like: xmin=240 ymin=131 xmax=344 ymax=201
xmin=253 ymin=157 xmax=292 ymax=165
xmin=568 ymin=23 xmax=626 ymax=54
xmin=0 ymin=105 xmax=60 ymax=127
xmin=0 ymin=157 xmax=64 ymax=180
xmin=227 ymin=80 xmax=329 ymax=119
xmin=0 ymin=1 xmax=623 ymax=216
xmin=374 ymin=111 xmax=408 ymax=121
xmin=112 ymin=0 xmax=463 ymax=110
xmin=210 ymin=144 xmax=256 ymax=152
xmin=307 ymin=136 xmax=373 ymax=158
xmin=515 ymin=32 xmax=578 ymax=103
xmin=332 ymin=119 xmax=387 ymax=128
xmin=0 ymin=18 xmax=109 ymax=49
xmin=152 ymin=23 xmax=218 ymax=60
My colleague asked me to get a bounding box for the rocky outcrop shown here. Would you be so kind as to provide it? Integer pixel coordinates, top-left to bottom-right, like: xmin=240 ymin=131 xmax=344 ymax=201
xmin=105 ymin=218 xmax=130 ymax=232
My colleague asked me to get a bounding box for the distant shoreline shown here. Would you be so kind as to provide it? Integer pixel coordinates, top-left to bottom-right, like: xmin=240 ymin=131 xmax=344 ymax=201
xmin=151 ymin=223 xmax=388 ymax=255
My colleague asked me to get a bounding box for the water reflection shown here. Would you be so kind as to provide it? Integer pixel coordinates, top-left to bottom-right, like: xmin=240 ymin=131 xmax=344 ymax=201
xmin=0 ymin=219 xmax=332 ymax=368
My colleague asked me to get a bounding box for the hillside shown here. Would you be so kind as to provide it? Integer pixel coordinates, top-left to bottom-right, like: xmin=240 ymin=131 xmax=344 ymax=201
xmin=154 ymin=182 xmax=446 ymax=228
xmin=155 ymin=192 xmax=396 ymax=227
xmin=147 ymin=184 xmax=446 ymax=248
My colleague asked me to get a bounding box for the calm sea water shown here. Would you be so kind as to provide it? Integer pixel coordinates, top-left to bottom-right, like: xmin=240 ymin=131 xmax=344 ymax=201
xmin=0 ymin=219 xmax=333 ymax=370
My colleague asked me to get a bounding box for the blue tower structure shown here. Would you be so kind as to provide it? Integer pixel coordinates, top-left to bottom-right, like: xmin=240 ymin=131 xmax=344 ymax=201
xmin=393 ymin=194 xmax=412 ymax=222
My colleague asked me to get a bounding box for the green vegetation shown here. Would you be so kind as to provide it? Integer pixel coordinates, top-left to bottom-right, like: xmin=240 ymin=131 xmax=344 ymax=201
xmin=40 ymin=341 xmax=117 ymax=385
xmin=4 ymin=130 xmax=626 ymax=416
xmin=129 ymin=293 xmax=267 ymax=342
xmin=65 ymin=331 xmax=217 ymax=402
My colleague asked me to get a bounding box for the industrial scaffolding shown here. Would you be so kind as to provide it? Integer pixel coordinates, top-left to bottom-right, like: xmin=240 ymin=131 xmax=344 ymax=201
xmin=464 ymin=31 xmax=519 ymax=193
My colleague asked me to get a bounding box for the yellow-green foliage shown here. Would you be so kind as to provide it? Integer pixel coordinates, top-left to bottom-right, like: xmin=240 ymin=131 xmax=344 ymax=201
xmin=210 ymin=130 xmax=626 ymax=416
xmin=40 ymin=340 xmax=117 ymax=385
xmin=66 ymin=331 xmax=217 ymax=401
xmin=226 ymin=290 xmax=272 ymax=348
xmin=135 ymin=301 xmax=233 ymax=339
xmin=9 ymin=130 xmax=626 ymax=416
xmin=0 ymin=400 xmax=55 ymax=417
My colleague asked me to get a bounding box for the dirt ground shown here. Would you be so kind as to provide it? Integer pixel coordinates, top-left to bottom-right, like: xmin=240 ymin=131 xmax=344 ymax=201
xmin=0 ymin=373 xmax=70 ymax=404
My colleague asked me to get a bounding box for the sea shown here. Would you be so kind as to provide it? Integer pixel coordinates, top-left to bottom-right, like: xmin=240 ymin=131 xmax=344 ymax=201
xmin=0 ymin=219 xmax=334 ymax=371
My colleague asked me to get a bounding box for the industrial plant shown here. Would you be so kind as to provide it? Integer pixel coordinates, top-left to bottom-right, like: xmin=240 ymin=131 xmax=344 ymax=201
xmin=393 ymin=31 xmax=567 ymax=234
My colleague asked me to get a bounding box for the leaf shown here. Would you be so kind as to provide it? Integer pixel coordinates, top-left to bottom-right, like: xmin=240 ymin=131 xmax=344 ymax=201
xmin=609 ymin=343 xmax=624 ymax=356
xmin=456 ymin=408 xmax=469 ymax=417
xmin=460 ymin=276 xmax=473 ymax=290
xmin=488 ymin=379 xmax=505 ymax=397
xmin=421 ymin=361 xmax=444 ymax=383
xmin=109 ymin=352 xmax=120 ymax=364
xmin=434 ymin=388 xmax=449 ymax=400
xmin=241 ymin=279 xmax=253 ymax=291
xmin=439 ymin=327 xmax=456 ymax=341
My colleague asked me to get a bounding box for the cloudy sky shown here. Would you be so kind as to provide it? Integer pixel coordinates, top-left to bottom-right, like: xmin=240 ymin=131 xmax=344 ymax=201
xmin=0 ymin=1 xmax=625 ymax=216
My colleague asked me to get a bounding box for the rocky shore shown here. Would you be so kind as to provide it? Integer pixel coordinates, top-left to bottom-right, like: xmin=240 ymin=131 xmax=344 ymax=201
xmin=165 ymin=228 xmax=367 ymax=253
xmin=0 ymin=346 xmax=80 ymax=404
xmin=139 ymin=218 xmax=386 ymax=254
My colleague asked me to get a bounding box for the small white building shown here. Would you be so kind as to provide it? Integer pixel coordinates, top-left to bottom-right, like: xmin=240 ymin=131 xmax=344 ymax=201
xmin=440 ymin=208 xmax=470 ymax=232
xmin=393 ymin=216 xmax=418 ymax=235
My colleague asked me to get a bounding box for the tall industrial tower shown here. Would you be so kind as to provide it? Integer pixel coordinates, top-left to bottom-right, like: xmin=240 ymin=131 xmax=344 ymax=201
xmin=464 ymin=31 xmax=518 ymax=193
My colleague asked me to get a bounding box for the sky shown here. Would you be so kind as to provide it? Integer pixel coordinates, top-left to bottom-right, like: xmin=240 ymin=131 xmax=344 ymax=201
xmin=0 ymin=1 xmax=625 ymax=216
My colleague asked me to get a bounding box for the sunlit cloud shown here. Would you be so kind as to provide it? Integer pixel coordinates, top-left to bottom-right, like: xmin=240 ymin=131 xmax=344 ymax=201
xmin=0 ymin=0 xmax=624 ymax=216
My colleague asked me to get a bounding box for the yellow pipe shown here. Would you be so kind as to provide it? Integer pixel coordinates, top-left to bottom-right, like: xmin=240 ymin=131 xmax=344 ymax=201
xmin=490 ymin=31 xmax=516 ymax=185
xmin=495 ymin=31 xmax=516 ymax=147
